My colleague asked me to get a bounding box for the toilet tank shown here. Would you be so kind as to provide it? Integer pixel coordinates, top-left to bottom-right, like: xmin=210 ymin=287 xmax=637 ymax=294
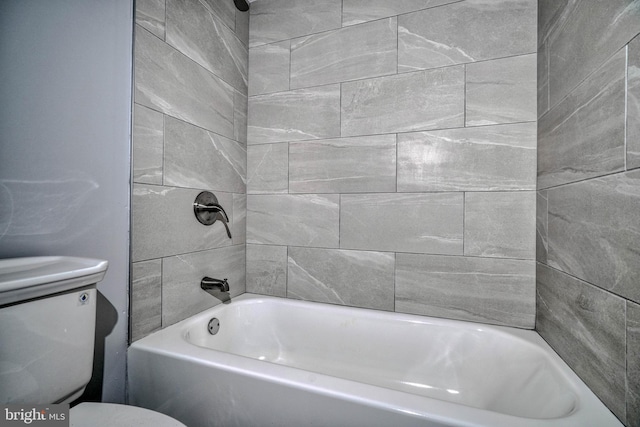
xmin=0 ymin=257 xmax=108 ymax=404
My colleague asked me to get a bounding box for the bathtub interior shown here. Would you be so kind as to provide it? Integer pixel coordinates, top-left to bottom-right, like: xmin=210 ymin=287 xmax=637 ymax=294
xmin=182 ymin=297 xmax=576 ymax=419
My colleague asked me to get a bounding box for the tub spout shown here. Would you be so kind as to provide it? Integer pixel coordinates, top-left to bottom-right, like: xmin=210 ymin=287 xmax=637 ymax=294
xmin=201 ymin=277 xmax=229 ymax=292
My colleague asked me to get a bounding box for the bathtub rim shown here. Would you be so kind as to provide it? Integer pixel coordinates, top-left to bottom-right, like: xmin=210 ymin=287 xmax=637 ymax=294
xmin=128 ymin=293 xmax=622 ymax=427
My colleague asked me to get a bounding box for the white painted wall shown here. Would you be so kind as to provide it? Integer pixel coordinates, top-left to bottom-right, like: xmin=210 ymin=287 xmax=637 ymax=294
xmin=0 ymin=0 xmax=133 ymax=402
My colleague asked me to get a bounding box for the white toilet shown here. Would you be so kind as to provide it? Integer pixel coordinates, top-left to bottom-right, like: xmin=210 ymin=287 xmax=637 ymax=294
xmin=0 ymin=256 xmax=186 ymax=427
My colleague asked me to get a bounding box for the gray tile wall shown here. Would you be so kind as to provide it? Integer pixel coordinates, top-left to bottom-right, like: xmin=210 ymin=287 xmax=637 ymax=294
xmin=247 ymin=0 xmax=537 ymax=329
xmin=131 ymin=0 xmax=249 ymax=340
xmin=536 ymin=2 xmax=640 ymax=425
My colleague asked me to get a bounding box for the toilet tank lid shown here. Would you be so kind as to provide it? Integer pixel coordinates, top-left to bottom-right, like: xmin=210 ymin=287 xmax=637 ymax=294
xmin=0 ymin=256 xmax=108 ymax=306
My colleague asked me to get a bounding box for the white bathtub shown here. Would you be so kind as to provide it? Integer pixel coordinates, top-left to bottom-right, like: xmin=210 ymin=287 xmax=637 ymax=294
xmin=128 ymin=294 xmax=621 ymax=427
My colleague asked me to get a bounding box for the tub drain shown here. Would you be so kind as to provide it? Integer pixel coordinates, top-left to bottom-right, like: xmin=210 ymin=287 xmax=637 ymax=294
xmin=208 ymin=317 xmax=220 ymax=335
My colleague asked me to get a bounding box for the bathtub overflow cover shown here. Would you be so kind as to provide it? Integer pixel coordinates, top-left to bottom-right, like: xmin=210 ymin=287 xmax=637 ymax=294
xmin=208 ymin=318 xmax=220 ymax=335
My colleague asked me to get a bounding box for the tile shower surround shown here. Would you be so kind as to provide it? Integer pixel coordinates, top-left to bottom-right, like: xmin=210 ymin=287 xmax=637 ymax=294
xmin=131 ymin=0 xmax=248 ymax=341
xmin=130 ymin=0 xmax=639 ymax=425
xmin=536 ymin=0 xmax=640 ymax=425
xmin=247 ymin=0 xmax=538 ymax=330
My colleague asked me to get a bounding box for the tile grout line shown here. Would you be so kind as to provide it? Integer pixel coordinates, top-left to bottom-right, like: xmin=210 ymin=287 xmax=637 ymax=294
xmin=463 ymin=63 xmax=467 ymax=127
xmin=462 ymin=191 xmax=466 ymax=255
xmin=624 ymin=44 xmax=628 ymax=171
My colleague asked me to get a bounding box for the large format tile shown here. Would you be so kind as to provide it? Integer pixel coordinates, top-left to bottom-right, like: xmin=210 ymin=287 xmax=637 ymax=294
xmin=249 ymin=0 xmax=342 ymax=47
xmin=164 ymin=117 xmax=246 ymax=193
xmin=464 ymin=192 xmax=536 ymax=260
xmin=201 ymin=0 xmax=236 ymax=32
xmin=247 ymin=143 xmax=288 ymax=194
xmin=131 ymin=259 xmax=162 ymax=341
xmin=289 ymin=135 xmax=396 ymax=193
xmin=340 ymin=193 xmax=463 ymax=254
xmin=398 ymin=0 xmax=536 ymax=72
xmin=629 ymin=35 xmax=640 ymax=170
xmin=536 ymin=190 xmax=548 ymax=264
xmin=248 ymin=85 xmax=341 ymax=144
xmin=288 ymin=247 xmax=394 ymax=311
xmin=246 ymin=244 xmax=287 ymax=297
xmin=465 ymin=54 xmax=537 ymax=126
xmin=133 ymin=104 xmax=163 ymax=185
xmin=628 ymin=301 xmax=640 ymax=427
xmin=537 ymin=0 xmax=569 ymax=45
xmin=536 ymin=264 xmax=626 ymax=420
xmin=248 ymin=41 xmax=290 ymax=96
xmin=132 ymin=184 xmax=233 ymax=261
xmin=232 ymin=193 xmax=246 ymax=245
xmin=234 ymin=90 xmax=247 ymax=144
xmin=136 ymin=0 xmax=165 ymax=39
xmin=397 ymin=123 xmax=536 ymax=191
xmin=547 ymin=0 xmax=640 ymax=108
xmin=290 ymin=18 xmax=397 ymax=89
xmin=135 ymin=27 xmax=235 ymax=138
xmin=396 ymin=254 xmax=535 ymax=328
xmin=547 ymin=170 xmax=640 ymax=303
xmin=247 ymin=194 xmax=339 ymax=247
xmin=341 ymin=67 xmax=464 ymax=136
xmin=342 ymin=0 xmax=459 ymax=26
xmin=167 ymin=0 xmax=247 ymax=92
xmin=538 ymin=48 xmax=626 ymax=189
xmin=235 ymin=8 xmax=249 ymax=47
xmin=537 ymin=41 xmax=549 ymax=118
xmin=162 ymin=245 xmax=245 ymax=326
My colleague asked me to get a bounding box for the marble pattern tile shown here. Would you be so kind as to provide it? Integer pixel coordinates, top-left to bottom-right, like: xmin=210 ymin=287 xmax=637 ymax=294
xmin=246 ymin=244 xmax=287 ymax=297
xmin=340 ymin=193 xmax=463 ymax=254
xmin=464 ymin=191 xmax=536 ymax=260
xmin=235 ymin=8 xmax=249 ymax=47
xmin=398 ymin=0 xmax=536 ymax=72
xmin=537 ymin=41 xmax=549 ymax=118
xmin=136 ymin=0 xmax=166 ymax=39
xmin=247 ymin=143 xmax=288 ymax=194
xmin=232 ymin=193 xmax=246 ymax=245
xmin=247 ymin=194 xmax=339 ymax=247
xmin=536 ymin=264 xmax=626 ymax=420
xmin=341 ymin=67 xmax=465 ymax=136
xmin=397 ymin=123 xmax=536 ymax=192
xmin=131 ymin=259 xmax=162 ymax=341
xmin=290 ymin=18 xmax=397 ymax=89
xmin=538 ymin=48 xmax=626 ymax=189
xmin=248 ymin=41 xmax=290 ymax=96
xmin=396 ymin=254 xmax=535 ymax=328
xmin=234 ymin=90 xmax=247 ymax=144
xmin=288 ymin=247 xmax=394 ymax=311
xmin=628 ymin=35 xmax=640 ymax=170
xmin=162 ymin=245 xmax=245 ymax=326
xmin=536 ymin=190 xmax=548 ymax=264
xmin=547 ymin=0 xmax=640 ymax=108
xmin=342 ymin=0 xmax=459 ymax=26
xmin=164 ymin=116 xmax=246 ymax=193
xmin=132 ymin=184 xmax=233 ymax=262
xmin=547 ymin=170 xmax=640 ymax=304
xmin=166 ymin=0 xmax=248 ymax=92
xmin=248 ymin=84 xmax=341 ymax=144
xmin=249 ymin=0 xmax=342 ymax=47
xmin=201 ymin=0 xmax=236 ymax=32
xmin=537 ymin=0 xmax=568 ymax=46
xmin=133 ymin=104 xmax=163 ymax=185
xmin=628 ymin=301 xmax=640 ymax=427
xmin=465 ymin=54 xmax=537 ymax=126
xmin=135 ymin=27 xmax=235 ymax=138
xmin=289 ymin=135 xmax=396 ymax=194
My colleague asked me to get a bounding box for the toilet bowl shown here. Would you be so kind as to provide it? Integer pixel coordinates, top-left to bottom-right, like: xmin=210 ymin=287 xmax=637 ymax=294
xmin=0 ymin=256 xmax=186 ymax=427
xmin=71 ymin=403 xmax=186 ymax=427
